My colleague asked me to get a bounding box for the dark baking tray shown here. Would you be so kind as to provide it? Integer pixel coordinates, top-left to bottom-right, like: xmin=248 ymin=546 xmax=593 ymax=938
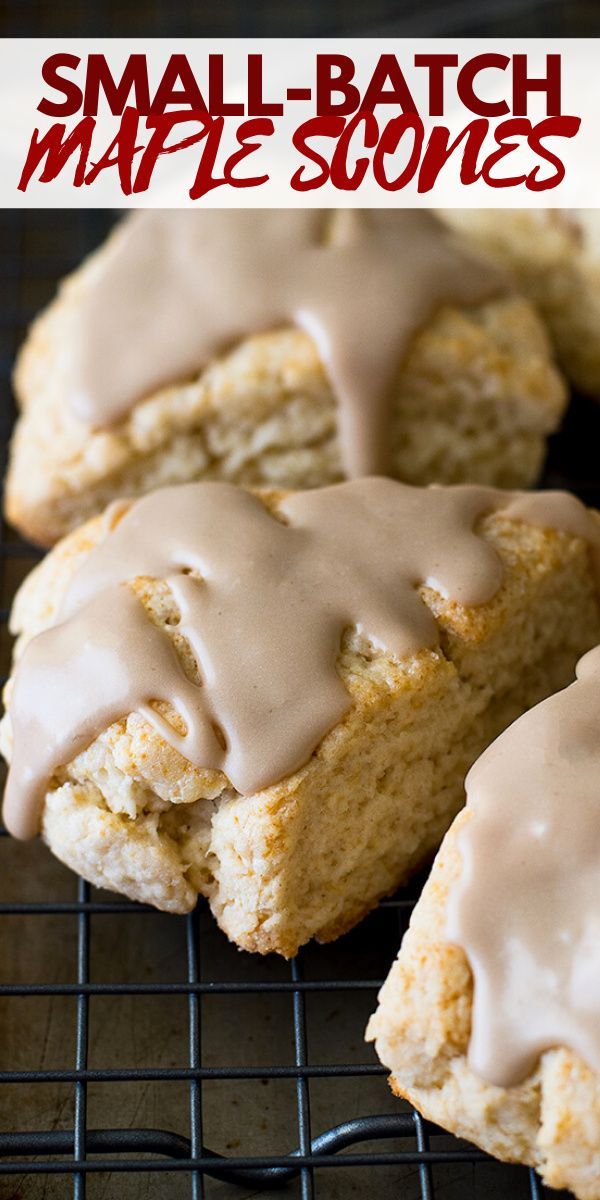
xmin=2 ymin=0 xmax=600 ymax=38
xmin=0 ymin=210 xmax=597 ymax=1200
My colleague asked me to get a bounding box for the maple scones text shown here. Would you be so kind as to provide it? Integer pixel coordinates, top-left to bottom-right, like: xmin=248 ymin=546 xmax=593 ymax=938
xmin=19 ymin=52 xmax=580 ymax=196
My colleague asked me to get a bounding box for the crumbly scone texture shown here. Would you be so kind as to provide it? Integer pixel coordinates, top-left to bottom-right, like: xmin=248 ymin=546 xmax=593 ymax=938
xmin=367 ymin=806 xmax=600 ymax=1200
xmin=440 ymin=209 xmax=600 ymax=398
xmin=5 ymin=213 xmax=566 ymax=545
xmin=2 ymin=491 xmax=600 ymax=957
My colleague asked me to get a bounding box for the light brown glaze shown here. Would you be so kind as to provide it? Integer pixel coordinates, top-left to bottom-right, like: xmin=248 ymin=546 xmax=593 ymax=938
xmin=447 ymin=645 xmax=600 ymax=1087
xmin=71 ymin=210 xmax=503 ymax=476
xmin=4 ymin=478 xmax=600 ymax=843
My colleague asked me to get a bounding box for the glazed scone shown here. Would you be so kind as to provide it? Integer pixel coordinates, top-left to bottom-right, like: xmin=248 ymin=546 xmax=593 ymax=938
xmin=5 ymin=210 xmax=567 ymax=547
xmin=368 ymin=645 xmax=600 ymax=1199
xmin=2 ymin=480 xmax=600 ymax=957
xmin=440 ymin=209 xmax=600 ymax=397
xmin=366 ymin=798 xmax=600 ymax=1200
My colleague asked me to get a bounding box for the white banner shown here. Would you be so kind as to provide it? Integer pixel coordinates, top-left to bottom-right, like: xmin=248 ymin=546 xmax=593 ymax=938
xmin=0 ymin=37 xmax=597 ymax=206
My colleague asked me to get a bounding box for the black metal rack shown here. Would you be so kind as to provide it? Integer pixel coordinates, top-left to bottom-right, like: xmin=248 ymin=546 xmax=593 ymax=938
xmin=0 ymin=211 xmax=597 ymax=1199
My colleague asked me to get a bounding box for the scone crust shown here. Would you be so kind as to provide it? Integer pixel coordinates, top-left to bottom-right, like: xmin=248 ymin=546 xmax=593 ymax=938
xmin=441 ymin=208 xmax=600 ymax=398
xmin=367 ymin=807 xmax=600 ymax=1200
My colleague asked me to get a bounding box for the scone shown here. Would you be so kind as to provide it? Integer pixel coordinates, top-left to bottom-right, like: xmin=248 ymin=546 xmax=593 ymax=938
xmin=440 ymin=209 xmax=600 ymax=397
xmin=3 ymin=478 xmax=600 ymax=957
xmin=367 ymin=647 xmax=600 ymax=1200
xmin=5 ymin=209 xmax=567 ymax=547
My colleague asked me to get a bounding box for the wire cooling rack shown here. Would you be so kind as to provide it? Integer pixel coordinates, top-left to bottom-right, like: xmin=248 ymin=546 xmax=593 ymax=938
xmin=0 ymin=212 xmax=598 ymax=1200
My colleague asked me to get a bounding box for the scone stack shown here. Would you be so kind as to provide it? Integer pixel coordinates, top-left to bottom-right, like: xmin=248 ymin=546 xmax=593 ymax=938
xmin=3 ymin=207 xmax=600 ymax=1200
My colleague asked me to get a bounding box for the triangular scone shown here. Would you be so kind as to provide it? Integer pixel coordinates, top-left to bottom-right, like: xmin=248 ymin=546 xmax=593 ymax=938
xmin=3 ymin=479 xmax=600 ymax=957
xmin=368 ymin=653 xmax=600 ymax=1200
xmin=440 ymin=209 xmax=600 ymax=398
xmin=6 ymin=210 xmax=566 ymax=546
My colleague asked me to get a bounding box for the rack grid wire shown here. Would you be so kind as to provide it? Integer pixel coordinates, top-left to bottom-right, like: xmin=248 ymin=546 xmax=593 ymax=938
xmin=0 ymin=211 xmax=598 ymax=1200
